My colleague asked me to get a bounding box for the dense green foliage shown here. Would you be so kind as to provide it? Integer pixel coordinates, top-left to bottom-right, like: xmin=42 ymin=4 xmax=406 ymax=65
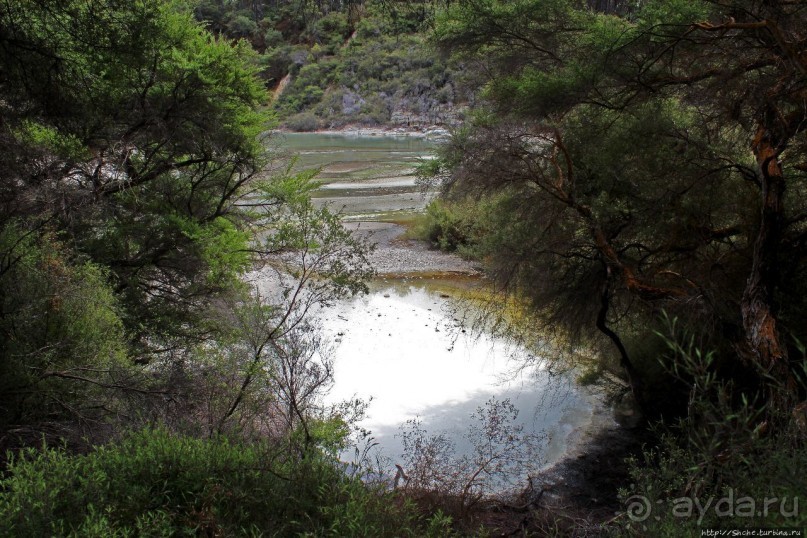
xmin=192 ymin=0 xmax=466 ymax=128
xmin=429 ymin=0 xmax=807 ymax=413
xmin=423 ymin=0 xmax=807 ymax=532
xmin=618 ymin=327 xmax=807 ymax=535
xmin=1 ymin=0 xmax=268 ymax=350
xmin=0 ymin=231 xmax=130 ymax=434
xmin=0 ymin=1 xmax=431 ymax=534
xmin=410 ymin=198 xmax=496 ymax=255
xmin=0 ymin=428 xmax=451 ymax=537
xmin=0 ymin=0 xmax=371 ymax=457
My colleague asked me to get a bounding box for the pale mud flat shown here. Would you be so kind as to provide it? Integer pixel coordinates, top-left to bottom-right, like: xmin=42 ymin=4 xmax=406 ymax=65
xmin=311 ymin=173 xmax=431 ymax=217
xmin=312 ymin=192 xmax=431 ymax=216
xmin=316 ymin=175 xmax=418 ymax=190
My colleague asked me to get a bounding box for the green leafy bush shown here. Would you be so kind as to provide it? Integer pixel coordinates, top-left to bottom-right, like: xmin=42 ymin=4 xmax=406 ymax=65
xmin=0 ymin=229 xmax=130 ymax=434
xmin=617 ymin=329 xmax=807 ymax=535
xmin=268 ymin=7 xmax=463 ymax=128
xmin=306 ymin=12 xmax=351 ymax=55
xmin=409 ymin=199 xmax=490 ymax=255
xmin=285 ymin=111 xmax=322 ymax=131
xmin=0 ymin=429 xmax=437 ymax=537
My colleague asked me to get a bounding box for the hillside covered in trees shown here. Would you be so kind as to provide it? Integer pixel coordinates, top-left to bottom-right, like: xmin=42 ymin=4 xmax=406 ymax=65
xmin=193 ymin=0 xmax=469 ymax=129
xmin=0 ymin=0 xmax=806 ymax=536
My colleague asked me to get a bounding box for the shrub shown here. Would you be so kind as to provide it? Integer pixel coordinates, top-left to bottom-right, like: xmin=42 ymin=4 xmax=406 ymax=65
xmin=226 ymin=13 xmax=257 ymax=38
xmin=409 ymin=199 xmax=488 ymax=255
xmin=307 ymin=12 xmax=351 ymax=55
xmin=0 ymin=428 xmax=436 ymax=537
xmin=285 ymin=111 xmax=321 ymax=131
xmin=398 ymin=398 xmax=543 ymax=527
xmin=615 ymin=329 xmax=807 ymax=535
xmin=0 ymin=229 xmax=131 ymax=440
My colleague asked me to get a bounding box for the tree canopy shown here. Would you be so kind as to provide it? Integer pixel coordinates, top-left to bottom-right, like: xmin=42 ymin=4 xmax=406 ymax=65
xmin=1 ymin=0 xmax=270 ymax=343
xmin=430 ymin=0 xmax=807 ymax=413
xmin=0 ymin=0 xmax=371 ymax=446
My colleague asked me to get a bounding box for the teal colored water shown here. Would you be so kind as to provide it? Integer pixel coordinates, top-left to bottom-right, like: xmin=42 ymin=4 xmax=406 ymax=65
xmin=276 ymin=132 xmax=436 ymax=218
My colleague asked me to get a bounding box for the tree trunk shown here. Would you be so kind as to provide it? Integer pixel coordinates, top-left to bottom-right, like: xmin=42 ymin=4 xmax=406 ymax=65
xmin=741 ymin=122 xmax=796 ymax=408
xmin=596 ymin=267 xmax=645 ymax=410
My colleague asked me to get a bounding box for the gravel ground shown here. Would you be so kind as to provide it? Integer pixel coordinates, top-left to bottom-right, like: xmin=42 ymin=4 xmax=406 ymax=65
xmin=343 ymin=221 xmax=481 ymax=275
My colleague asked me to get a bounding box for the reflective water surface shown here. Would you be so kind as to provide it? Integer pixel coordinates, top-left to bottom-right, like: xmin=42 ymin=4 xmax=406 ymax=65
xmin=285 ymin=133 xmax=593 ymax=470
xmin=319 ymin=278 xmax=591 ymax=467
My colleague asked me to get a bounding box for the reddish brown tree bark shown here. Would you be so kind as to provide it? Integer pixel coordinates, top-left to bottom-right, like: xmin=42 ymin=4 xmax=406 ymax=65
xmin=741 ymin=122 xmax=797 ymax=407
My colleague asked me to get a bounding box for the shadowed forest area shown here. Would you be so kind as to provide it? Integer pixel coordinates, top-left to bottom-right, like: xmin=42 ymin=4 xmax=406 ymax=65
xmin=0 ymin=0 xmax=805 ymax=536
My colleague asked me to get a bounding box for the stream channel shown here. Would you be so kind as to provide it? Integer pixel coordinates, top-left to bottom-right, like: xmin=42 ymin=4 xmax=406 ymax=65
xmin=278 ymin=132 xmax=595 ymax=483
